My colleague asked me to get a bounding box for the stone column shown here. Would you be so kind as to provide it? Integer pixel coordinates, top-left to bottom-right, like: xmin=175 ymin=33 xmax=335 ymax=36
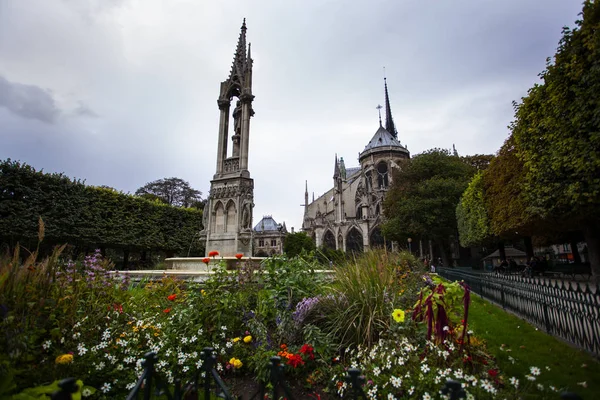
xmin=216 ymin=99 xmax=230 ymax=175
xmin=239 ymin=93 xmax=253 ymax=171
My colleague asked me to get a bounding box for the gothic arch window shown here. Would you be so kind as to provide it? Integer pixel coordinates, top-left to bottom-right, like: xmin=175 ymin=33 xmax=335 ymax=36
xmin=346 ymin=227 xmax=363 ymax=254
xmin=213 ymin=201 xmax=225 ymax=233
xmin=356 ymin=205 xmax=363 ymax=219
xmin=375 ymin=203 xmax=380 ymax=216
xmin=370 ymin=226 xmax=390 ymax=250
xmin=323 ymin=230 xmax=336 ymax=250
xmin=337 ymin=234 xmax=343 ymax=251
xmin=377 ymin=162 xmax=389 ymax=188
xmin=225 ymin=200 xmax=236 ymax=232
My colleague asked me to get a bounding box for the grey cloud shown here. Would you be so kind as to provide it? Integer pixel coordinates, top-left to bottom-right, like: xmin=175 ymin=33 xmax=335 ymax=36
xmin=0 ymin=75 xmax=60 ymax=124
xmin=73 ymin=102 xmax=99 ymax=118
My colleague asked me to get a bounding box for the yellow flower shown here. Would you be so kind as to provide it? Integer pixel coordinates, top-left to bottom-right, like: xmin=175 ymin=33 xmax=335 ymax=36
xmin=232 ymin=337 xmax=241 ymax=343
xmin=229 ymin=357 xmax=243 ymax=369
xmin=392 ymin=309 xmax=405 ymax=323
xmin=243 ymin=335 xmax=252 ymax=343
xmin=201 ymin=289 xmax=206 ymax=296
xmin=55 ymin=354 xmax=73 ymax=364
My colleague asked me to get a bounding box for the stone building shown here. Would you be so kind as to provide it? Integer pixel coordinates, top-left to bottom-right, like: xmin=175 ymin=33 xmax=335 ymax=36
xmin=302 ymin=79 xmax=410 ymax=252
xmin=253 ymin=215 xmax=288 ymax=256
xmin=200 ymin=20 xmax=255 ymax=256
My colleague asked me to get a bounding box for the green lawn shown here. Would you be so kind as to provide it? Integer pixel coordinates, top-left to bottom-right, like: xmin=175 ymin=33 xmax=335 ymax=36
xmin=468 ymin=295 xmax=599 ymax=399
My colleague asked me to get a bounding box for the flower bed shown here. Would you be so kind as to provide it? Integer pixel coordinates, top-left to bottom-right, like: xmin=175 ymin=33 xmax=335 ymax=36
xmin=0 ymin=246 xmax=579 ymax=399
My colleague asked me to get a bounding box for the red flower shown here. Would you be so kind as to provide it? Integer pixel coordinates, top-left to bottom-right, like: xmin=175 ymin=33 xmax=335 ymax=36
xmin=113 ymin=303 xmax=123 ymax=313
xmin=202 ymin=257 xmax=210 ymax=265
xmin=235 ymin=253 xmax=243 ymax=259
xmin=208 ymin=250 xmax=219 ymax=257
xmin=286 ymin=354 xmax=305 ymax=368
xmin=167 ymin=294 xmax=177 ymax=301
xmin=488 ymin=369 xmax=498 ymax=377
xmin=300 ymin=344 xmax=315 ymax=360
xmin=163 ymin=308 xmax=171 ymax=313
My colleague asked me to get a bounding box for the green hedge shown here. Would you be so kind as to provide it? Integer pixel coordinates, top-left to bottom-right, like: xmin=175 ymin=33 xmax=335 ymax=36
xmin=0 ymin=159 xmax=202 ymax=256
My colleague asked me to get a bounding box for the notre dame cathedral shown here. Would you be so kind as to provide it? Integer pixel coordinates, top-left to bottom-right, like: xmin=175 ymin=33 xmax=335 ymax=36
xmin=302 ymin=79 xmax=410 ymax=252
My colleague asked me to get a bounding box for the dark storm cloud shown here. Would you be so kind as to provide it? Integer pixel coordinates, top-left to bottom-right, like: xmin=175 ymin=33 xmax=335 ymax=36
xmin=0 ymin=75 xmax=60 ymax=124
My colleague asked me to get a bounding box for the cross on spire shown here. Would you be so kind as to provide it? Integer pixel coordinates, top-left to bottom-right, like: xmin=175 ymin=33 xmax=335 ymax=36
xmin=376 ymin=104 xmax=383 ymax=127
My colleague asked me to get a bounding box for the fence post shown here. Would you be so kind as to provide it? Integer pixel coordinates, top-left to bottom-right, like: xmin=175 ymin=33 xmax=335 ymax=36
xmin=543 ymin=301 xmax=552 ymax=333
xmin=500 ymin=283 xmax=506 ymax=309
xmin=269 ymin=356 xmax=283 ymax=400
xmin=142 ymin=352 xmax=157 ymax=400
xmin=344 ymin=368 xmax=365 ymax=400
xmin=201 ymin=347 xmax=215 ymax=400
xmin=50 ymin=378 xmax=78 ymax=400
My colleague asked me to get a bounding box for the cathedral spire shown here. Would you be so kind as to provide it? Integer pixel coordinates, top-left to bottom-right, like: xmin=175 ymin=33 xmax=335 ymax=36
xmin=333 ymin=154 xmax=340 ymax=179
xmin=384 ymin=77 xmax=398 ymax=139
xmin=229 ymin=19 xmax=248 ymax=81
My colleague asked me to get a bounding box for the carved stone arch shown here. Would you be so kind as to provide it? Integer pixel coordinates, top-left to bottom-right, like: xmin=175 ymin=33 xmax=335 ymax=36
xmin=376 ymin=161 xmax=389 ymax=188
xmin=346 ymin=227 xmax=363 ymax=254
xmin=369 ymin=225 xmax=390 ymax=250
xmin=212 ymin=200 xmax=225 ymax=233
xmin=225 ymin=200 xmax=237 ymax=233
xmin=322 ymin=229 xmax=336 ymax=250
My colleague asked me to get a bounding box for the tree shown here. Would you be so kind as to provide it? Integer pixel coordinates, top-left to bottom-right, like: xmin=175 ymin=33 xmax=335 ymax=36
xmin=283 ymin=232 xmax=316 ymax=258
xmin=382 ymin=149 xmax=475 ymax=265
xmin=461 ymin=154 xmax=494 ymax=171
xmin=135 ymin=177 xmax=202 ymax=208
xmin=511 ymin=0 xmax=600 ymax=276
xmin=456 ymin=171 xmax=491 ymax=247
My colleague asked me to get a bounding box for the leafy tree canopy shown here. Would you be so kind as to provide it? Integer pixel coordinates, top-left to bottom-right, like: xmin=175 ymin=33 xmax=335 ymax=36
xmin=456 ymin=171 xmax=492 ymax=247
xmin=382 ymin=149 xmax=475 ymax=261
xmin=283 ymin=232 xmax=316 ymax=258
xmin=135 ymin=177 xmax=203 ymax=208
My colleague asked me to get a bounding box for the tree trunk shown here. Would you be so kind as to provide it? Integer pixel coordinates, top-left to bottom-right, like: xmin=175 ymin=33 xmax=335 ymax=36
xmin=498 ymin=241 xmax=506 ymax=261
xmin=437 ymin=240 xmax=450 ymax=268
xmin=582 ymin=223 xmax=600 ymax=279
xmin=123 ymin=248 xmax=130 ymax=270
xmin=523 ymin=236 xmax=534 ymax=261
xmin=569 ymin=238 xmax=582 ymax=264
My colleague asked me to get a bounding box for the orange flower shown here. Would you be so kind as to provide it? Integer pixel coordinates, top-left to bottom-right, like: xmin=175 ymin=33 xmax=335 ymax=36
xmin=202 ymin=257 xmax=210 ymax=265
xmin=167 ymin=294 xmax=177 ymax=301
xmin=208 ymin=250 xmax=219 ymax=257
xmin=163 ymin=308 xmax=171 ymax=313
xmin=235 ymin=253 xmax=243 ymax=259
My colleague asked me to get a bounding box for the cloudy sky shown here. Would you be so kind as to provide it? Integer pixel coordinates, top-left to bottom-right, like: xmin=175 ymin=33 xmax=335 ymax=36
xmin=0 ymin=0 xmax=584 ymax=231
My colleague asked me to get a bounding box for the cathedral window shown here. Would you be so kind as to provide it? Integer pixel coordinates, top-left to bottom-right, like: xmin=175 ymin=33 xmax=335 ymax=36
xmin=259 ymin=239 xmax=265 ymax=247
xmin=377 ymin=162 xmax=389 ymax=188
xmin=271 ymin=239 xmax=277 ymax=247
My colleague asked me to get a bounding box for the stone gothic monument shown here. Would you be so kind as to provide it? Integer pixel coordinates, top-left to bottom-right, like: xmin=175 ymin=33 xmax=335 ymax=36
xmin=200 ymin=19 xmax=255 ymax=256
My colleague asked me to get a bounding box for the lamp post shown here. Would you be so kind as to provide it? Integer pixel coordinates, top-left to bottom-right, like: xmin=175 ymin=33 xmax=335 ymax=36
xmin=407 ymin=238 xmax=412 ymax=254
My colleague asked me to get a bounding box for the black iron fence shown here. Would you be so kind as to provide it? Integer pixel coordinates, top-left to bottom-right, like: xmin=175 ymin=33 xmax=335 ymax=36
xmin=48 ymin=348 xmax=583 ymax=400
xmin=437 ymin=268 xmax=600 ymax=358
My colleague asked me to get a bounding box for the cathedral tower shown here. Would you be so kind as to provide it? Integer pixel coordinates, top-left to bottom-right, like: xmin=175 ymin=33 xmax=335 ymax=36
xmin=201 ymin=20 xmax=255 ymax=256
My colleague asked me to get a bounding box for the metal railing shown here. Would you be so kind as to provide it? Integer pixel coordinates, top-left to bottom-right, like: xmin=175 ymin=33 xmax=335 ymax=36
xmin=437 ymin=268 xmax=600 ymax=358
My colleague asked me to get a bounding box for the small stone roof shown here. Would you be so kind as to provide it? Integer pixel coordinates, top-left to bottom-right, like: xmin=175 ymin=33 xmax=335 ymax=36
xmin=482 ymin=247 xmax=527 ymax=260
xmin=346 ymin=167 xmax=361 ymax=178
xmin=362 ymin=126 xmax=404 ymax=151
xmin=254 ymin=215 xmax=281 ymax=232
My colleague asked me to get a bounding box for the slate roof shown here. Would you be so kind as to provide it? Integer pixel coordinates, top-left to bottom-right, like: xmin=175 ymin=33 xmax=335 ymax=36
xmin=253 ymin=215 xmax=281 ymax=232
xmin=482 ymin=247 xmax=527 ymax=260
xmin=363 ymin=126 xmax=404 ymax=151
xmin=346 ymin=167 xmax=361 ymax=178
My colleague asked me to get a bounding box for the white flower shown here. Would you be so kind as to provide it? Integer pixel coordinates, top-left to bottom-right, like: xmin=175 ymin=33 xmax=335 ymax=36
xmin=102 ymin=329 xmax=111 ymax=340
xmin=467 ymin=330 xmax=473 ymax=335
xmin=60 ymin=337 xmax=65 ymax=344
xmin=373 ymin=367 xmax=381 ymax=376
xmin=422 ymin=392 xmax=431 ymax=400
xmin=549 ymin=385 xmax=557 ymax=392
xmin=95 ymin=361 xmax=105 ymax=370
xmin=530 ymin=366 xmax=541 ymax=376
xmin=408 ymin=386 xmax=415 ymax=395
xmin=221 ymin=325 xmax=227 ymax=331
xmin=126 ymin=382 xmax=136 ymax=390
xmin=117 ymin=364 xmax=124 ymax=371
xmin=226 ymin=341 xmax=233 ymax=349
xmin=77 ymin=343 xmax=88 ymax=356
xmin=387 ymin=394 xmax=396 ymax=400
xmin=526 ymin=374 xmax=536 ymax=381
xmin=190 ymin=335 xmax=197 ymax=343
xmin=454 ymin=369 xmax=463 ymax=379
xmin=197 ymin=328 xmax=203 ymax=335
xmin=100 ymin=383 xmax=111 ymax=393
xmin=72 ymin=332 xmax=81 ymax=339
xmin=421 ymin=364 xmax=430 ymax=373
xmin=537 ymin=383 xmax=544 ymax=391
xmin=390 ymin=376 xmax=402 ymax=388
xmin=181 ymin=337 xmax=188 ymax=344
xmin=183 ymin=366 xmax=189 ymax=373
xmin=577 ymin=381 xmax=587 ymax=388
xmin=443 ymin=326 xmax=449 ymax=332
xmin=510 ymin=377 xmax=519 ymax=388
